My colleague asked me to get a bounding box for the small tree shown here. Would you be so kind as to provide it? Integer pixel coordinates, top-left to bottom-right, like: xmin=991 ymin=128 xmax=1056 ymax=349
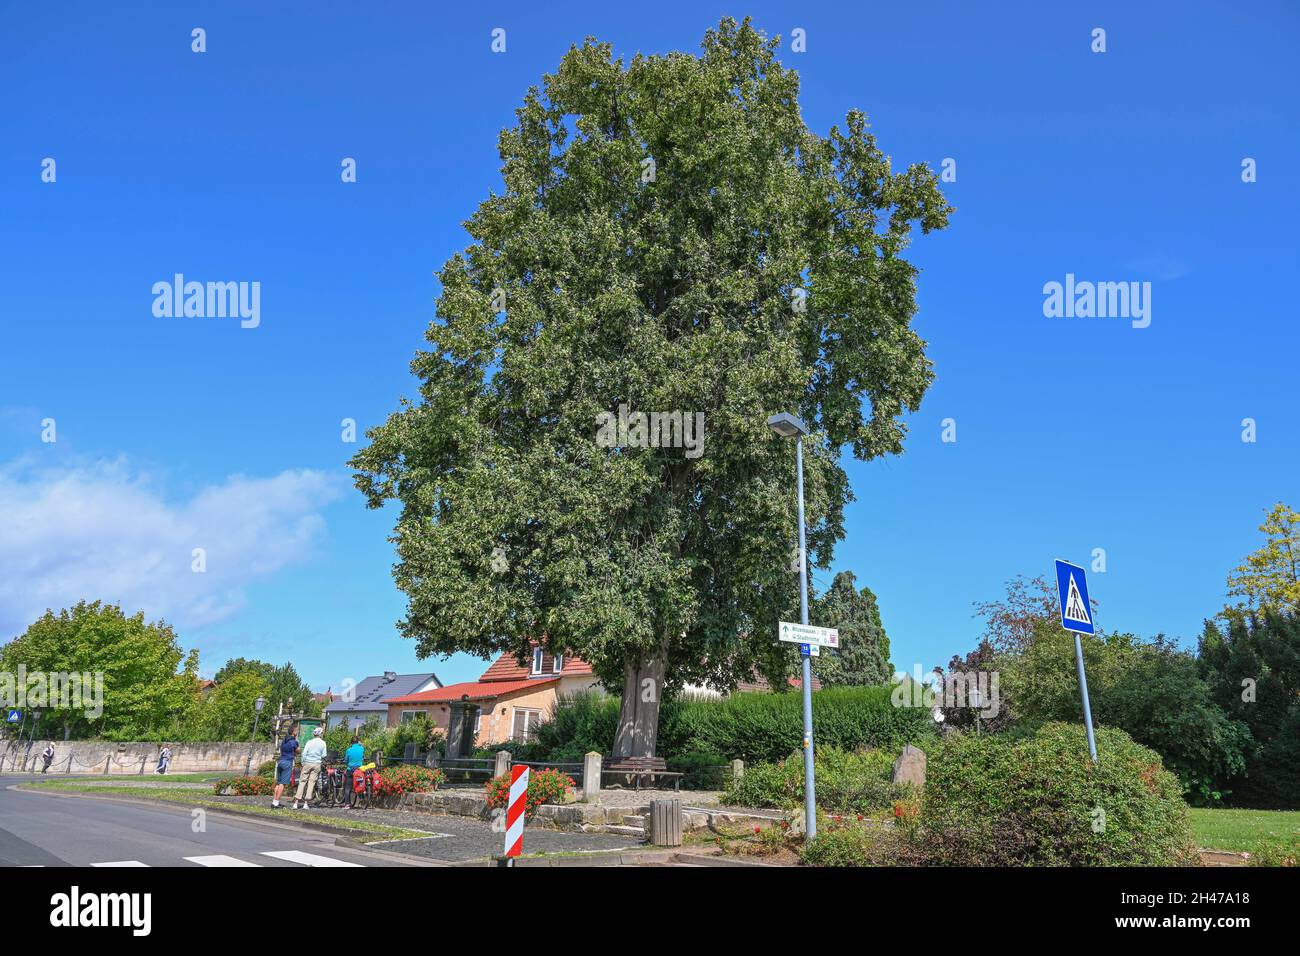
xmin=1226 ymin=502 xmax=1300 ymax=613
xmin=812 ymin=571 xmax=891 ymax=687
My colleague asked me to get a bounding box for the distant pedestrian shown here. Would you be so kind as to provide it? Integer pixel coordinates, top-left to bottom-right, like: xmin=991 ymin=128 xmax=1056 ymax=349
xmin=293 ymin=727 xmax=327 ymax=809
xmin=343 ymin=735 xmax=365 ymax=810
xmin=272 ymin=727 xmax=298 ymax=808
xmin=40 ymin=742 xmax=55 ymax=773
xmin=155 ymin=744 xmax=172 ymax=775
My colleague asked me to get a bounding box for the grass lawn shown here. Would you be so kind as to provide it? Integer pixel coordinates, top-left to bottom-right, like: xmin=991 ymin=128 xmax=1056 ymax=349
xmin=1189 ymin=807 xmax=1300 ymax=853
xmin=21 ymin=779 xmax=433 ymax=844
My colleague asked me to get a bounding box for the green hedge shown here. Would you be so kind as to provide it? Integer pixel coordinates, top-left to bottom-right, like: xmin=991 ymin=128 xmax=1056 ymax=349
xmin=531 ymin=686 xmax=935 ymax=767
xmin=920 ymin=722 xmax=1197 ymax=866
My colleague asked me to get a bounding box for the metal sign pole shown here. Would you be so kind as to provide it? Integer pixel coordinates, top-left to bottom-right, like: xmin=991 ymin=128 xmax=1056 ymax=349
xmin=795 ymin=436 xmax=817 ymax=840
xmin=1073 ymin=632 xmax=1098 ymax=763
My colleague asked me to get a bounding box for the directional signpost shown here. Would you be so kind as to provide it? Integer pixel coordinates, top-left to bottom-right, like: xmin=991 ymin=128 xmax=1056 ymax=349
xmin=778 ymin=622 xmax=839 ymax=648
xmin=1055 ymin=559 xmax=1098 ymax=763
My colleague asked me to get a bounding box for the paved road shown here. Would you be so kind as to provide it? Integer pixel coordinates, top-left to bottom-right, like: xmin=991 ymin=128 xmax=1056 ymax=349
xmin=0 ymin=775 xmax=417 ymax=867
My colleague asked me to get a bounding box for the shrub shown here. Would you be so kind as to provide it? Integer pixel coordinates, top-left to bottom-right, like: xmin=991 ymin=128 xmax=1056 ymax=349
xmin=721 ymin=746 xmax=910 ymax=814
xmin=375 ymin=765 xmax=443 ymax=800
xmin=919 ymin=722 xmax=1197 ymax=866
xmin=1249 ymin=839 xmax=1299 ymax=867
xmin=214 ymin=775 xmax=273 ymax=796
xmin=799 ymin=815 xmax=919 ymax=867
xmin=666 ymin=750 xmax=730 ymax=790
xmin=484 ymin=767 xmax=577 ymax=816
xmin=531 ymin=686 xmax=935 ymax=766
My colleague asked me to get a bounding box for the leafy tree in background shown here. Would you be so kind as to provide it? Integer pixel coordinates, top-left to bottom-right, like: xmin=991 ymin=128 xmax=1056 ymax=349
xmin=0 ymin=602 xmax=201 ymax=741
xmin=1226 ymin=502 xmax=1300 ymax=614
xmin=212 ymin=658 xmax=322 ymax=726
xmin=1200 ymin=609 xmax=1300 ymax=807
xmin=812 ymin=571 xmax=891 ymax=687
xmin=202 ymin=670 xmax=270 ymax=742
xmin=352 ymin=18 xmax=951 ymax=758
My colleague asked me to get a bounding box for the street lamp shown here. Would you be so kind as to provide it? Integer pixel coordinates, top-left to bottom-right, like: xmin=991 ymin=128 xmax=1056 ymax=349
xmin=767 ymin=411 xmax=818 ymax=840
xmin=252 ymin=695 xmax=267 ymax=743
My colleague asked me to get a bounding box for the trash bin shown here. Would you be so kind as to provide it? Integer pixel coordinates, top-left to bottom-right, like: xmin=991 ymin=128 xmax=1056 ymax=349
xmin=649 ymin=798 xmax=682 ymax=847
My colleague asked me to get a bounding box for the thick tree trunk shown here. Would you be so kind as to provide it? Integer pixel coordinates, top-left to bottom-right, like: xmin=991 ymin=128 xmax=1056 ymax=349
xmin=612 ymin=649 xmax=666 ymax=759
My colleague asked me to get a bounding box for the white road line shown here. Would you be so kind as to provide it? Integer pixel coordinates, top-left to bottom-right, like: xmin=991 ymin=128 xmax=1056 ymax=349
xmin=91 ymin=860 xmax=150 ymax=867
xmin=184 ymin=854 xmax=262 ymax=867
xmin=260 ymin=849 xmax=362 ymax=867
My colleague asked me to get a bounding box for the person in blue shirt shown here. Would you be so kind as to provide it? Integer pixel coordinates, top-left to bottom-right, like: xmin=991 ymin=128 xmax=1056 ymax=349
xmin=272 ymin=728 xmax=298 ymax=808
xmin=344 ymin=735 xmax=365 ymax=810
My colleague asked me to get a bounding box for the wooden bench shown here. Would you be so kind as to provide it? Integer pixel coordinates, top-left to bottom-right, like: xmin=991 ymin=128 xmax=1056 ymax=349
xmin=602 ymin=756 xmax=684 ymax=792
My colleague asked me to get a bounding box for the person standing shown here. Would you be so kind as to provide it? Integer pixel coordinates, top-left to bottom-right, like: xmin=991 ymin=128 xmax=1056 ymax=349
xmin=155 ymin=744 xmax=172 ymax=774
xmin=343 ymin=735 xmax=365 ymax=810
xmin=40 ymin=742 xmax=55 ymax=773
xmin=293 ymin=727 xmax=327 ymax=809
xmin=272 ymin=726 xmax=298 ymax=808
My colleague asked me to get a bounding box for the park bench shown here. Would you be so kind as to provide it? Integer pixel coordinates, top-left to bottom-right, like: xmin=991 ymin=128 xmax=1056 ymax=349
xmin=602 ymin=755 xmax=683 ymax=792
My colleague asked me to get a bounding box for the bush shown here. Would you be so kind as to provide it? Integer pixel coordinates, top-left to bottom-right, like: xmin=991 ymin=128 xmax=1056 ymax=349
xmin=1249 ymin=839 xmax=1299 ymax=867
xmin=799 ymin=814 xmax=920 ymax=867
xmin=721 ymin=746 xmax=910 ymax=814
xmin=666 ymin=750 xmax=730 ymax=790
xmin=484 ymin=767 xmax=577 ymax=816
xmin=919 ymin=722 xmax=1197 ymax=866
xmin=214 ymin=775 xmax=273 ymax=796
xmin=375 ymin=765 xmax=443 ymax=800
xmin=531 ymin=686 xmax=935 ymax=766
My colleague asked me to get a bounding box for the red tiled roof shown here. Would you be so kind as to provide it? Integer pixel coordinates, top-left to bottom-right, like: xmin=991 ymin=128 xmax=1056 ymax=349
xmin=386 ymin=677 xmax=560 ymax=705
xmin=479 ymin=646 xmax=594 ymax=682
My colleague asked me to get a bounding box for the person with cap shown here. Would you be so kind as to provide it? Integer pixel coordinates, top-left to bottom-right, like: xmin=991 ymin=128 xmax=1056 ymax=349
xmin=293 ymin=727 xmax=327 ymax=809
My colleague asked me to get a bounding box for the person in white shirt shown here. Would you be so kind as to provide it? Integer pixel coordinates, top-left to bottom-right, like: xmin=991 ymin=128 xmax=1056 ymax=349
xmin=293 ymin=727 xmax=328 ymax=809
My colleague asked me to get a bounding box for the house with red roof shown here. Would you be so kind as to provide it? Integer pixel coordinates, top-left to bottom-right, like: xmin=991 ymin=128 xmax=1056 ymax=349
xmin=384 ymin=646 xmax=601 ymax=757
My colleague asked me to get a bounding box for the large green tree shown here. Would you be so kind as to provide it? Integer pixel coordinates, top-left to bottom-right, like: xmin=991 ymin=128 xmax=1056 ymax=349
xmin=812 ymin=571 xmax=892 ymax=686
xmin=352 ymin=19 xmax=950 ymax=757
xmin=213 ymin=657 xmax=321 ymax=727
xmin=0 ymin=601 xmax=202 ymax=741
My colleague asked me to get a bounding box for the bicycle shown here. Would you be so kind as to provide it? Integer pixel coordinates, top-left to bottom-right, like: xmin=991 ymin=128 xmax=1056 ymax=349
xmin=350 ymin=766 xmax=377 ymax=810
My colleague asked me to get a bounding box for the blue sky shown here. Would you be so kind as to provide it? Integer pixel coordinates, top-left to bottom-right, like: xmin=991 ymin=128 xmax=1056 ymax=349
xmin=1 ymin=1 xmax=1296 ymax=691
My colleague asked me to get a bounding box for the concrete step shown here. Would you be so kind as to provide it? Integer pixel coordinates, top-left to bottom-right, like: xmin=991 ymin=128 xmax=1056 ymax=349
xmin=604 ymin=824 xmax=647 ymax=837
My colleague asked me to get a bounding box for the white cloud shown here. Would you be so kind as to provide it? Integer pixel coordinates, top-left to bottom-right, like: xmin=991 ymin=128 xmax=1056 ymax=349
xmin=0 ymin=457 xmax=343 ymax=637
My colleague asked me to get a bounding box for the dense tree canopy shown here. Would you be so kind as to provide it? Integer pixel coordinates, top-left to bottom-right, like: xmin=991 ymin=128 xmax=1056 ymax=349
xmin=812 ymin=571 xmax=892 ymax=687
xmin=0 ymin=601 xmax=201 ymax=742
xmin=352 ymin=18 xmax=951 ymax=755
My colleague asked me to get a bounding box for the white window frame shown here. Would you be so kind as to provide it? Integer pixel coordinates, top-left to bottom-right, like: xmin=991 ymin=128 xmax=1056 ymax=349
xmin=400 ymin=710 xmax=428 ymax=724
xmin=552 ymin=653 xmax=564 ymax=674
xmin=512 ymin=707 xmax=542 ymax=743
xmin=531 ymin=647 xmax=544 ymax=674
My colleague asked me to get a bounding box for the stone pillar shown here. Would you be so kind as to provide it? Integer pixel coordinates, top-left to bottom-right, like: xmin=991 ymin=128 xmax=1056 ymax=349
xmin=494 ymin=749 xmax=511 ymax=778
xmin=731 ymin=759 xmax=744 ymax=783
xmin=582 ymin=750 xmax=603 ymax=801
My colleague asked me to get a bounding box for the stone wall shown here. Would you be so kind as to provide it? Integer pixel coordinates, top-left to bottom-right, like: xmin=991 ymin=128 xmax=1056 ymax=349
xmin=0 ymin=740 xmax=276 ymax=775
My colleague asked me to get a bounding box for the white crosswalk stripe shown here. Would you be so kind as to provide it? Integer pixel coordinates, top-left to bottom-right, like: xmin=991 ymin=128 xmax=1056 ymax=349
xmin=91 ymin=860 xmax=149 ymax=867
xmin=260 ymin=849 xmax=362 ymax=867
xmin=184 ymin=854 xmax=262 ymax=867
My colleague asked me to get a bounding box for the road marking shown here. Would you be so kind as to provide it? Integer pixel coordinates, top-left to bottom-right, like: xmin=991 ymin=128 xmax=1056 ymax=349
xmin=91 ymin=860 xmax=149 ymax=867
xmin=260 ymin=850 xmax=362 ymax=867
xmin=184 ymin=854 xmax=262 ymax=867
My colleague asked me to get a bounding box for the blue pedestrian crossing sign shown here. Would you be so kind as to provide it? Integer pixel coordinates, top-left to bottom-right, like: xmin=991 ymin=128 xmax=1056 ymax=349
xmin=1055 ymin=559 xmax=1094 ymax=635
xmin=5 ymin=709 xmax=21 ymax=723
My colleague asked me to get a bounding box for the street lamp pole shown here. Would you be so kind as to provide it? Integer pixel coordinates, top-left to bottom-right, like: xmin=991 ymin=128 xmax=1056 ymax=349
xmin=768 ymin=412 xmax=818 ymax=841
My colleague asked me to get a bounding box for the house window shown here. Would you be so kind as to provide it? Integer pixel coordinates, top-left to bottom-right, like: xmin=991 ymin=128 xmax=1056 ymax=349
xmin=400 ymin=710 xmax=428 ymax=724
xmin=474 ymin=709 xmax=482 ymax=735
xmin=511 ymin=707 xmax=542 ymax=743
xmin=552 ymin=654 xmax=564 ymax=674
xmin=531 ymin=647 xmax=544 ymax=674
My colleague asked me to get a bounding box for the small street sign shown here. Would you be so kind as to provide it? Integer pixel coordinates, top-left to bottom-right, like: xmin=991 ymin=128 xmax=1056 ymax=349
xmin=799 ymin=644 xmax=820 ymax=657
xmin=1054 ymin=560 xmax=1094 ymax=635
xmin=779 ymin=621 xmax=838 ymax=648
xmin=5 ymin=709 xmax=20 ymax=723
